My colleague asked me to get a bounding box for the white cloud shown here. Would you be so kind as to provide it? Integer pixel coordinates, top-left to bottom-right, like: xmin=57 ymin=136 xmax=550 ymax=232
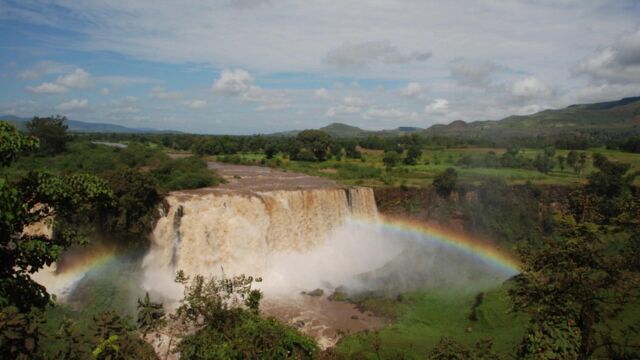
xmin=27 ymin=82 xmax=68 ymax=94
xmin=325 ymin=40 xmax=431 ymax=69
xmin=184 ymin=99 xmax=207 ymax=109
xmin=227 ymin=0 xmax=270 ymax=9
xmin=100 ymin=88 xmax=110 ymax=96
xmin=425 ymin=98 xmax=449 ymax=113
xmin=511 ymin=76 xmax=551 ymax=97
xmin=19 ymin=61 xmax=74 ymax=80
xmin=149 ymin=86 xmax=183 ymax=100
xmin=399 ymin=82 xmax=425 ymax=99
xmin=576 ymin=29 xmax=640 ymax=84
xmin=365 ymin=107 xmax=419 ymax=120
xmin=109 ymin=96 xmax=138 ymax=113
xmin=450 ymin=60 xmax=499 ymax=87
xmin=314 ymin=88 xmax=330 ymax=99
xmin=212 ymin=69 xmax=254 ymax=95
xmin=55 ymin=68 xmax=92 ymax=89
xmin=97 ymin=75 xmax=161 ymax=87
xmin=57 ymin=98 xmax=88 ymax=111
xmin=326 ymin=105 xmax=361 ymax=117
xmin=342 ymin=96 xmax=364 ymax=107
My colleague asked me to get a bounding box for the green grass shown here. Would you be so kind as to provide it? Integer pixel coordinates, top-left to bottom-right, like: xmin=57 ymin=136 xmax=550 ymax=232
xmin=262 ymin=147 xmax=640 ymax=187
xmin=335 ymin=284 xmax=528 ymax=359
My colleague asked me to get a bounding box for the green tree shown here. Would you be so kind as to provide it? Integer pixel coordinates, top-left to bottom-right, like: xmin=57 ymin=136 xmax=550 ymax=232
xmin=382 ymin=150 xmax=401 ymax=171
xmin=264 ymin=144 xmax=277 ymax=159
xmin=428 ymin=337 xmax=501 ymax=360
xmin=432 ymin=168 xmax=457 ymax=198
xmin=174 ymin=272 xmax=318 ymax=359
xmin=533 ymin=153 xmax=555 ymax=174
xmin=26 ymin=115 xmax=71 ymax=155
xmin=403 ymin=145 xmax=422 ymax=165
xmin=136 ymin=292 xmax=165 ymax=337
xmin=557 ymin=155 xmax=566 ymax=172
xmin=296 ymin=130 xmax=331 ymax=161
xmin=510 ymin=223 xmax=639 ymax=360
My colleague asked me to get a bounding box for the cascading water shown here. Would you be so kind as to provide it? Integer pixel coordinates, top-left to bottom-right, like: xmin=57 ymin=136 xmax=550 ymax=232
xmin=141 ymin=187 xmax=382 ymax=302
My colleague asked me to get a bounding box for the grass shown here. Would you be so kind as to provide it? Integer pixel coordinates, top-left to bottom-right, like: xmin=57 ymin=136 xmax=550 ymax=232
xmin=335 ymin=284 xmax=528 ymax=359
xmin=259 ymin=146 xmax=640 ymax=187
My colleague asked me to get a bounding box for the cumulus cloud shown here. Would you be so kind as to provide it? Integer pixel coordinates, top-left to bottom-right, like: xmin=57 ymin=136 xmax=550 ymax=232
xmin=26 ymin=68 xmax=92 ymax=94
xmin=511 ymin=76 xmax=551 ymax=97
xmin=399 ymin=82 xmax=425 ymax=99
xmin=324 ymin=40 xmax=431 ymax=69
xmin=314 ymin=88 xmax=330 ymax=99
xmin=27 ymin=82 xmax=68 ymax=94
xmin=149 ymin=86 xmax=183 ymax=100
xmin=450 ymin=60 xmax=499 ymax=87
xmin=19 ymin=61 xmax=73 ymax=80
xmin=184 ymin=99 xmax=207 ymax=109
xmin=56 ymin=68 xmax=92 ymax=89
xmin=212 ymin=69 xmax=255 ymax=95
xmin=213 ymin=69 xmax=291 ymax=111
xmin=576 ymin=29 xmax=640 ymax=84
xmin=57 ymin=98 xmax=88 ymax=111
xmin=424 ymin=99 xmax=449 ymax=114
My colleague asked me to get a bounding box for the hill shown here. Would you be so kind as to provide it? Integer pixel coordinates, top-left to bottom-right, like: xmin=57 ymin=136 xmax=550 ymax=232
xmin=423 ymin=96 xmax=640 ymax=139
xmin=0 ymin=115 xmax=180 ymax=133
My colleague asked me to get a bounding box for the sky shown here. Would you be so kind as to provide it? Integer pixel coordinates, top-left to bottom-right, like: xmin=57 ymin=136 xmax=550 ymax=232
xmin=1 ymin=0 xmax=639 ymax=134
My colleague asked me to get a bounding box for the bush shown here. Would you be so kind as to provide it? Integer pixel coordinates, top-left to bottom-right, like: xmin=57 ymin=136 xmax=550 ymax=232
xmin=432 ymin=168 xmax=457 ymax=197
xmin=150 ymin=157 xmax=222 ymax=192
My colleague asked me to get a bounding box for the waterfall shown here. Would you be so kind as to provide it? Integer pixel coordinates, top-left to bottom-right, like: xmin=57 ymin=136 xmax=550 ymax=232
xmin=142 ymin=187 xmax=378 ymax=298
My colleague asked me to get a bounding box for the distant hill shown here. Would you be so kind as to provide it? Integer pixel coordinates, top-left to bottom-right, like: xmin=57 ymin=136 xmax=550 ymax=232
xmin=423 ymin=96 xmax=640 ymax=139
xmin=0 ymin=115 xmax=180 ymax=134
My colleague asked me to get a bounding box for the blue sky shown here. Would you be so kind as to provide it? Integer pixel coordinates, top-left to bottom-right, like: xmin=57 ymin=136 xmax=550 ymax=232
xmin=1 ymin=0 xmax=639 ymax=134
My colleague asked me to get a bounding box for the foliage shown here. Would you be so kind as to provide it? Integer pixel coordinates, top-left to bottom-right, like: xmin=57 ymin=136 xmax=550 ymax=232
xmin=101 ymin=169 xmax=161 ymax=236
xmin=510 ymin=223 xmax=639 ymax=359
xmin=296 ymin=130 xmax=331 ymax=161
xmin=432 ymin=168 xmax=457 ymax=197
xmin=174 ymin=272 xmax=318 ymax=359
xmin=382 ymin=150 xmax=401 ymax=170
xmin=0 ymin=122 xmax=38 ymax=167
xmin=0 ymin=306 xmax=44 ymax=360
xmin=620 ymin=136 xmax=640 ymax=153
xmin=403 ymin=145 xmax=422 ymax=165
xmin=516 ymin=319 xmax=580 ymax=360
xmin=428 ymin=337 xmax=502 ymax=360
xmin=26 ymin=116 xmax=71 ymax=155
xmin=136 ymin=292 xmax=165 ymax=336
xmin=150 ymin=156 xmax=222 ymax=192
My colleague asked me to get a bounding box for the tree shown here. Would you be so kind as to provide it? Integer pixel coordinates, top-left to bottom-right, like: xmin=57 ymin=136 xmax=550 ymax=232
xmin=432 ymin=168 xmax=457 ymax=198
xmin=557 ymin=155 xmax=566 ymax=172
xmin=264 ymin=144 xmax=277 ymax=159
xmin=102 ymin=169 xmax=161 ymax=236
xmin=1 ymin=121 xmax=114 ymax=356
xmin=173 ymin=272 xmax=318 ymax=359
xmin=533 ymin=153 xmax=555 ymax=174
xmin=136 ymin=292 xmax=165 ymax=337
xmin=26 ymin=115 xmax=71 ymax=155
xmin=403 ymin=145 xmax=422 ymax=165
xmin=511 ymin=223 xmax=639 ymax=360
xmin=382 ymin=150 xmax=401 ymax=171
xmin=296 ymin=130 xmax=331 ymax=161
xmin=428 ymin=337 xmax=501 ymax=360
xmin=566 ymin=151 xmax=587 ymax=175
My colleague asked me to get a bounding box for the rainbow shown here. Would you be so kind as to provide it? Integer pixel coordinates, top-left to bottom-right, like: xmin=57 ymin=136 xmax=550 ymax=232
xmin=353 ymin=215 xmax=521 ymax=276
xmin=32 ymin=247 xmax=119 ymax=299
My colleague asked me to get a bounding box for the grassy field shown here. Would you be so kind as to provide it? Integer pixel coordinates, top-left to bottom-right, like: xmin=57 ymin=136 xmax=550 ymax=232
xmin=214 ymin=147 xmax=640 ymax=188
xmin=334 ymin=284 xmax=528 ymax=359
